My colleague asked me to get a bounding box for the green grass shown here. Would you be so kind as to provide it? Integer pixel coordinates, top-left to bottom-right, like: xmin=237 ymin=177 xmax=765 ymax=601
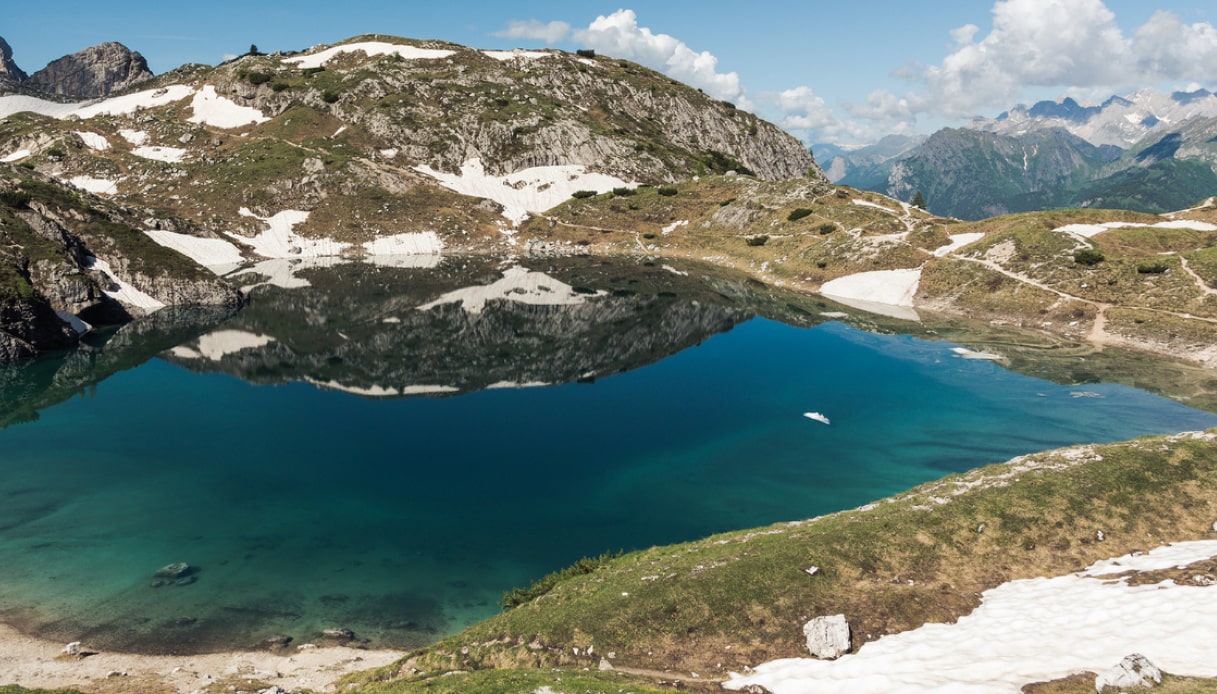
xmin=347 ymin=668 xmax=676 ymax=694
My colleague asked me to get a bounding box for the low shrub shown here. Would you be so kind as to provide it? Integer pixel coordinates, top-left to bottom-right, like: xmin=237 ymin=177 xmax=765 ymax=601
xmin=746 ymin=235 xmax=769 ymax=247
xmin=271 ymin=82 xmax=290 ymax=92
xmin=787 ymin=208 xmax=812 ymax=222
xmin=657 ymin=186 xmax=678 ymax=197
xmin=246 ymin=71 xmax=273 ymax=85
xmin=571 ymin=190 xmax=597 ymax=199
xmin=0 ymin=191 xmax=32 ymax=208
xmin=1137 ymin=260 xmax=1169 ymax=274
xmin=818 ymin=223 xmax=836 ymax=234
xmin=612 ymin=187 xmax=636 ymax=197
xmin=322 ymin=91 xmax=341 ymax=104
xmin=302 ymin=67 xmax=326 ymax=77
xmin=1074 ymin=248 xmax=1106 ymax=266
xmin=576 ymin=49 xmax=596 ymax=59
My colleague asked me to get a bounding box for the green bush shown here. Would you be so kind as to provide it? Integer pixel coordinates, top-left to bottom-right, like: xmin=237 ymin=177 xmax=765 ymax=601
xmin=1137 ymin=260 xmax=1169 ymax=274
xmin=612 ymin=187 xmax=636 ymax=197
xmin=501 ymin=551 xmax=622 ymax=609
xmin=788 ymin=208 xmax=812 ymax=222
xmin=746 ymin=235 xmax=769 ymax=247
xmin=657 ymin=186 xmax=678 ymax=197
xmin=321 ymin=90 xmax=341 ymax=104
xmin=818 ymin=223 xmax=836 ymax=234
xmin=0 ymin=191 xmax=32 ymax=209
xmin=46 ymin=147 xmax=66 ymax=159
xmin=302 ymin=67 xmax=326 ymax=77
xmin=719 ymin=197 xmax=736 ymax=207
xmin=271 ymin=82 xmax=290 ymax=92
xmin=643 ymin=233 xmax=657 ymax=239
xmin=576 ymin=49 xmax=596 ymax=59
xmin=246 ymin=71 xmax=273 ymax=85
xmin=1074 ymin=248 xmax=1106 ymax=266
xmin=571 ymin=190 xmax=597 ymax=199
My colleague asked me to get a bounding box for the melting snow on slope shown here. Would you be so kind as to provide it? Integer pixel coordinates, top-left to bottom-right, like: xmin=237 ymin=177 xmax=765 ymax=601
xmin=1 ymin=149 xmax=30 ymax=163
xmin=283 ymin=42 xmax=456 ymax=69
xmin=663 ymin=220 xmax=689 ymax=235
xmin=362 ymin=231 xmax=444 ymax=256
xmin=417 ymin=265 xmax=600 ymax=314
xmin=933 ymin=232 xmax=984 ymax=257
xmin=132 ymin=145 xmax=189 ymax=163
xmin=188 ymin=85 xmax=269 ymax=128
xmin=414 ymin=158 xmax=633 ymax=227
xmin=482 ymin=49 xmax=552 ymax=61
xmin=0 ymin=86 xmax=197 ymax=120
xmin=84 ymin=256 xmax=164 ymax=311
xmin=229 ymin=208 xmax=351 ymax=258
xmin=726 ymin=540 xmax=1217 ymax=694
xmin=820 ymin=268 xmax=922 ymax=322
xmin=144 ymin=230 xmax=246 ymax=270
xmin=75 ymin=131 xmax=109 ymax=151
xmin=67 ymin=176 xmax=119 ymax=195
xmin=119 ymin=129 xmax=149 ymax=146
xmin=1054 ymin=219 xmax=1217 ymax=238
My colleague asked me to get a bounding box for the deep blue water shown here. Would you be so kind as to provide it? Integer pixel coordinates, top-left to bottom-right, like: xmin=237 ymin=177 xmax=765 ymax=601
xmin=0 ymin=317 xmax=1213 ymax=653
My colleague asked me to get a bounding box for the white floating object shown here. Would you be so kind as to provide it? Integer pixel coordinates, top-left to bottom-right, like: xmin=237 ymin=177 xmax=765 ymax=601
xmin=803 ymin=412 xmax=830 ymax=425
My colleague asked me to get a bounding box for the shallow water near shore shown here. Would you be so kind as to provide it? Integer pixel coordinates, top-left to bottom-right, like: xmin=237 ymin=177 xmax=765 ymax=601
xmin=1 ymin=260 xmax=1215 ymax=654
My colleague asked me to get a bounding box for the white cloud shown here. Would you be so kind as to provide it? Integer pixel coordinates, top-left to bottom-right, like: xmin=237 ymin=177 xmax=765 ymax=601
xmin=494 ymin=19 xmax=571 ymax=45
xmin=570 ymin=9 xmax=746 ymax=105
xmin=771 ymin=86 xmax=836 ymax=131
xmin=892 ymin=0 xmax=1217 ymax=120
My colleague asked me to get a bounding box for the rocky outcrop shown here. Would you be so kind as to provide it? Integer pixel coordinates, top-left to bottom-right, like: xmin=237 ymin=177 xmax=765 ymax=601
xmin=802 ymin=615 xmax=851 ymax=659
xmin=26 ymin=42 xmax=153 ymax=98
xmin=0 ymin=36 xmax=26 ymax=82
xmin=1095 ymin=653 xmax=1162 ymax=691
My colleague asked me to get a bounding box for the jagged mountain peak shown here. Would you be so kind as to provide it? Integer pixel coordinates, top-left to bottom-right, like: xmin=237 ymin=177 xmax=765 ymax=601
xmin=0 ymin=36 xmax=27 ymax=85
xmin=25 ymin=41 xmax=153 ymax=98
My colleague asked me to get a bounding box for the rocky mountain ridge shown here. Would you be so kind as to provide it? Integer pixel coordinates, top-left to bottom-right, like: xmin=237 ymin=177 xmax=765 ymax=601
xmin=0 ymin=36 xmax=153 ymax=98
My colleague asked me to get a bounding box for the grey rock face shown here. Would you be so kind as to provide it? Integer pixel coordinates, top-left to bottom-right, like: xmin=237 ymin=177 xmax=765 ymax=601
xmin=1095 ymin=653 xmax=1162 ymax=691
xmin=27 ymin=42 xmax=153 ymax=98
xmin=802 ymin=614 xmax=851 ymax=659
xmin=0 ymin=36 xmax=27 ymax=82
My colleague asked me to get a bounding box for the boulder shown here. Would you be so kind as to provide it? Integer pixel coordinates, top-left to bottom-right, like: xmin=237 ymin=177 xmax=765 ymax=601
xmin=322 ymin=627 xmax=355 ymax=640
xmin=63 ymin=641 xmax=82 ymax=656
xmin=1095 ymin=653 xmax=1162 ymax=691
xmin=803 ymin=614 xmax=851 ymax=659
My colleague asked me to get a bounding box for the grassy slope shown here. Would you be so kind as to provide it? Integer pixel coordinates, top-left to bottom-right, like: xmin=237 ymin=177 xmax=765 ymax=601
xmin=349 ymin=431 xmax=1217 ymax=691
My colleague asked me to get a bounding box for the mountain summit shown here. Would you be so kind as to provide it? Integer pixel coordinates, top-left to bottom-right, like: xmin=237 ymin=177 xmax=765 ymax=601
xmin=0 ymin=37 xmax=153 ymax=98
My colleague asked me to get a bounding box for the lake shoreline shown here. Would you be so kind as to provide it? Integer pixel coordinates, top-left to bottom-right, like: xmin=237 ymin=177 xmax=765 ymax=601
xmin=0 ymin=621 xmax=404 ymax=691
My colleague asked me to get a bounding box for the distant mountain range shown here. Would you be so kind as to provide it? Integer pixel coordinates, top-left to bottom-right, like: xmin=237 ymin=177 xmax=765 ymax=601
xmin=817 ymin=88 xmax=1217 ymax=219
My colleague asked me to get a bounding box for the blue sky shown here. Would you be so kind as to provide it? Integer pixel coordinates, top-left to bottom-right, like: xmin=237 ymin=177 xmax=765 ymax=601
xmin=5 ymin=1 xmax=1216 ymax=144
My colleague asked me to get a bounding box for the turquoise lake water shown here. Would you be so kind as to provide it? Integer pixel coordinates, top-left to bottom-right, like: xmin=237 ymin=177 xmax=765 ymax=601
xmin=1 ymin=279 xmax=1215 ymax=654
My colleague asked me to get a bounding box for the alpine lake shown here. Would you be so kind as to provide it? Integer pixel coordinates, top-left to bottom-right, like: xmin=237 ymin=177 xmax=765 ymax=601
xmin=1 ymin=255 xmax=1215 ymax=655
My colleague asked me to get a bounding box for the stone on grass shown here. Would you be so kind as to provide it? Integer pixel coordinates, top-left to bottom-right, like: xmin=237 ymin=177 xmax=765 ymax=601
xmin=153 ymin=562 xmax=193 ymax=579
xmin=1095 ymin=653 xmax=1162 ymax=691
xmin=803 ymin=614 xmax=851 ymax=659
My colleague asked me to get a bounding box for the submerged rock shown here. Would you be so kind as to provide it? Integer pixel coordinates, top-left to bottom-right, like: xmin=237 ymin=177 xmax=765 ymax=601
xmin=322 ymin=627 xmax=355 ymax=640
xmin=803 ymin=614 xmax=851 ymax=659
xmin=259 ymin=634 xmax=293 ymax=649
xmin=153 ymin=562 xmax=193 ymax=579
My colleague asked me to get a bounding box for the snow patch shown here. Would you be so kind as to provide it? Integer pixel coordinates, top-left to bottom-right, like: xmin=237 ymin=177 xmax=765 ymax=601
xmin=305 ymin=378 xmax=400 ymax=398
xmin=188 ymin=85 xmax=269 ymax=128
xmin=55 ymin=310 xmax=91 ymax=337
xmin=726 ymin=541 xmax=1217 ymax=694
xmin=229 ymin=208 xmax=351 ymax=259
xmin=418 ymin=265 xmax=601 ymax=314
xmin=1054 ymin=219 xmax=1217 ymax=238
xmin=75 ymin=131 xmax=109 ymax=151
xmin=932 ymin=232 xmax=984 ymax=257
xmin=67 ymin=176 xmax=119 ymax=195
xmin=950 ymin=346 xmax=1004 ymax=361
xmin=414 ymin=158 xmax=633 ymax=227
xmin=119 ymin=129 xmax=148 ymax=146
xmin=132 ymin=145 xmax=189 ymax=163
xmin=73 ymin=85 xmax=196 ymax=119
xmin=283 ymin=42 xmax=456 ymax=69
xmin=0 ymin=149 xmax=30 ymax=163
xmin=144 ymin=230 xmax=246 ymax=270
xmin=662 ymin=265 xmax=688 ymax=276
xmin=486 ymin=381 xmax=550 ymax=389
xmin=362 ymin=231 xmax=443 ymax=257
xmin=482 ymin=49 xmax=551 ymax=61
xmin=400 ymin=384 xmax=460 ymax=395
xmin=662 ymin=220 xmax=689 ymax=235
xmin=84 ymin=256 xmax=164 ymax=311
xmin=821 ymin=268 xmax=921 ymax=308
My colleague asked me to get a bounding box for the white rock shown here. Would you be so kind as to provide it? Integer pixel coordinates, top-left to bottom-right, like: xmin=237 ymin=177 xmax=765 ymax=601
xmin=803 ymin=615 xmax=851 ymax=659
xmin=63 ymin=641 xmax=82 ymax=655
xmin=1095 ymin=653 xmax=1161 ymax=691
xmin=599 ymin=657 xmax=613 ymax=670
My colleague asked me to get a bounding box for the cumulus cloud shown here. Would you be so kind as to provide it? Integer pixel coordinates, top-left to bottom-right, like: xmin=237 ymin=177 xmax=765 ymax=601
xmin=895 ymin=0 xmax=1217 ymax=119
xmin=494 ymin=19 xmax=572 ymax=45
xmin=571 ymin=10 xmax=747 ymax=105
